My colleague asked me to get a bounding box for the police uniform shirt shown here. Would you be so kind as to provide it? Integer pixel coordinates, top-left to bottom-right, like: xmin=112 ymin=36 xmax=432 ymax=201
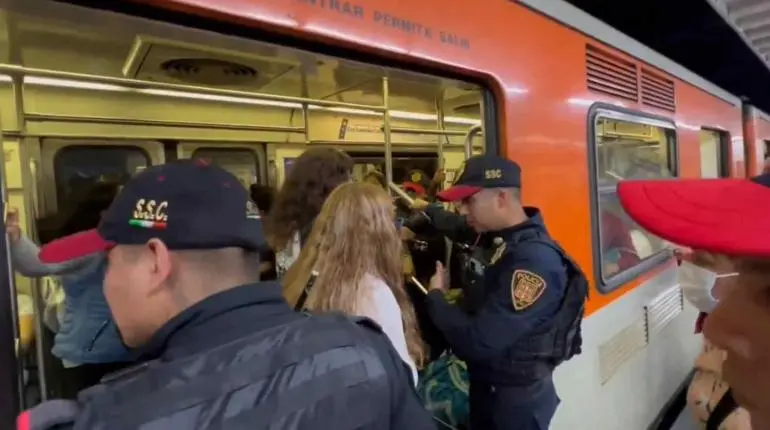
xmin=425 ymin=209 xmax=567 ymax=362
xmin=426 ymin=154 xmax=568 ymax=363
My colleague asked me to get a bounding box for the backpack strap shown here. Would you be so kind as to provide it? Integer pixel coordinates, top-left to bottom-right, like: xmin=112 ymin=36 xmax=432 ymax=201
xmin=349 ymin=315 xmax=385 ymax=334
xmin=294 ymin=270 xmax=319 ymax=311
xmin=706 ymin=388 xmax=739 ymax=430
xmin=18 ymin=400 xmax=79 ymax=430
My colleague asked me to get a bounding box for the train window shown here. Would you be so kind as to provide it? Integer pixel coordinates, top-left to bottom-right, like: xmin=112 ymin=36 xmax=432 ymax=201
xmin=699 ymin=129 xmax=729 ymax=178
xmin=191 ymin=148 xmax=259 ymax=188
xmin=348 ymin=152 xmax=438 ymax=186
xmin=592 ymin=111 xmax=677 ymax=291
xmin=53 ymin=145 xmax=149 ymax=208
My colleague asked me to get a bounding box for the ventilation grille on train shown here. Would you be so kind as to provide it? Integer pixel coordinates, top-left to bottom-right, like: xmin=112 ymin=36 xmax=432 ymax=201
xmin=640 ymin=69 xmax=676 ymax=112
xmin=585 ymin=44 xmax=677 ymax=112
xmin=586 ymin=44 xmax=639 ymax=103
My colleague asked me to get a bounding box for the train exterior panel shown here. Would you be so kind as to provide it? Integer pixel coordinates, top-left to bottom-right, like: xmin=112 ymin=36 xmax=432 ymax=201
xmin=0 ymin=0 xmax=752 ymax=428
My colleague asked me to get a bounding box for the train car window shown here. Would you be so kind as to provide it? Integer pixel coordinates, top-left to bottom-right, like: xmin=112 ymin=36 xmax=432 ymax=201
xmin=53 ymin=145 xmax=149 ymax=209
xmin=191 ymin=148 xmax=259 ymax=188
xmin=699 ymin=129 xmax=730 ymax=178
xmin=348 ymin=152 xmax=438 ymax=185
xmin=592 ymin=110 xmax=677 ymax=292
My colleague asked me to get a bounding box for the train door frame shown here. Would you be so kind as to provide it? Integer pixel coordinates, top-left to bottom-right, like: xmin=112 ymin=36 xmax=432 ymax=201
xmin=176 ymin=142 xmax=267 ymax=186
xmin=0 ymin=125 xmax=22 ymax=428
xmin=38 ymin=138 xmax=165 ymax=216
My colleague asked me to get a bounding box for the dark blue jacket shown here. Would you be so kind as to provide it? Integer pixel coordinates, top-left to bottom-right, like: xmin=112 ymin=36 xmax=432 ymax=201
xmin=21 ymin=283 xmax=437 ymax=430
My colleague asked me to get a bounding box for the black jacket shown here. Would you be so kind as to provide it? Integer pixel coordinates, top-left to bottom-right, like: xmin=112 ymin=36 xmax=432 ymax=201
xmin=23 ymin=283 xmax=436 ymax=430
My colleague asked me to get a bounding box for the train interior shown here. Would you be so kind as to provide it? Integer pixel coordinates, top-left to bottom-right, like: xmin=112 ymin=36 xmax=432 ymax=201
xmin=0 ymin=1 xmax=488 ymax=404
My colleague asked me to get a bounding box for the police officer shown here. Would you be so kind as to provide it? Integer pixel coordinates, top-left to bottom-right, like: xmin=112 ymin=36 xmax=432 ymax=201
xmin=19 ymin=160 xmax=436 ymax=430
xmin=414 ymin=155 xmax=588 ymax=430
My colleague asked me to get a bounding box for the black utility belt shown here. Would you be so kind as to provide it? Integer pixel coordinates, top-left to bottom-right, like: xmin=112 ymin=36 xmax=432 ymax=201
xmin=470 ymin=375 xmax=553 ymax=393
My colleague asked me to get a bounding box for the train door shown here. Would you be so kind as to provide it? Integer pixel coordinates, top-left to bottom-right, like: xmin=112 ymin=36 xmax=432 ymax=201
xmin=698 ymin=128 xmax=730 ymax=178
xmin=177 ymin=143 xmax=266 ymax=188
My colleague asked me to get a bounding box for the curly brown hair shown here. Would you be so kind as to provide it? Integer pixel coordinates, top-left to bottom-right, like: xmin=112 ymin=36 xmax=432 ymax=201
xmin=266 ymin=147 xmax=353 ymax=250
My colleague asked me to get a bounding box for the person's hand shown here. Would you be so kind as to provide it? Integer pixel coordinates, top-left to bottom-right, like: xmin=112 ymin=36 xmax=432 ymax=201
xmin=429 ymin=261 xmax=448 ymax=292
xmin=6 ymin=207 xmax=21 ymax=242
xmin=411 ymin=198 xmax=430 ymax=211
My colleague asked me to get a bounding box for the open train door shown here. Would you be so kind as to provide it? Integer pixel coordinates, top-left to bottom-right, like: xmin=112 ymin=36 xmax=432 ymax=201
xmin=0 ymin=124 xmax=22 ymax=429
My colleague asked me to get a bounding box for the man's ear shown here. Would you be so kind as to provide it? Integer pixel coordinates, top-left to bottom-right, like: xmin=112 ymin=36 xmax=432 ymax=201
xmin=145 ymin=238 xmax=172 ymax=295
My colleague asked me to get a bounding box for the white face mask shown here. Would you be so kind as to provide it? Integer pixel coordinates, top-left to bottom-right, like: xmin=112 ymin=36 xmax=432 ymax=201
xmin=678 ymin=261 xmax=738 ymax=313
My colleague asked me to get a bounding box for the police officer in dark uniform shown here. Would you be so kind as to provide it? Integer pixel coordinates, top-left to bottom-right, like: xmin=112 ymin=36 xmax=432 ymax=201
xmin=414 ymin=155 xmax=588 ymax=430
xmin=19 ymin=160 xmax=436 ymax=430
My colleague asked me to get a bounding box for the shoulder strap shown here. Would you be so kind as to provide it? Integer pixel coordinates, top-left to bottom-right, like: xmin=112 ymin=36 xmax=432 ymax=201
xmin=350 ymin=315 xmax=385 ymax=334
xmin=706 ymin=388 xmax=739 ymax=430
xmin=529 ymin=238 xmax=589 ymax=294
xmin=294 ymin=270 xmax=319 ymax=311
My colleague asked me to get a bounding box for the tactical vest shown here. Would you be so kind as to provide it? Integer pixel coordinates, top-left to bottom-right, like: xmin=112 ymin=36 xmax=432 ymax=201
xmin=21 ymin=314 xmax=396 ymax=430
xmin=479 ymin=232 xmax=589 ymax=386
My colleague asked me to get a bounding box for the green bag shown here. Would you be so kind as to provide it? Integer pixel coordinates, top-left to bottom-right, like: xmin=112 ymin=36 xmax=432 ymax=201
xmin=417 ymin=353 xmax=470 ymax=429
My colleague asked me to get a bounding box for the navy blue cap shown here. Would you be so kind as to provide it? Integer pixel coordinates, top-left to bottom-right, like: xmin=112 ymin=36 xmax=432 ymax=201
xmin=438 ymin=155 xmax=522 ymax=202
xmin=39 ymin=160 xmax=266 ymax=263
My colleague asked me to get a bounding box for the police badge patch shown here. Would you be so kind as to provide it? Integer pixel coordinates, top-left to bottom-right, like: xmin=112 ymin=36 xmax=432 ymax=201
xmin=511 ymin=270 xmax=546 ymax=311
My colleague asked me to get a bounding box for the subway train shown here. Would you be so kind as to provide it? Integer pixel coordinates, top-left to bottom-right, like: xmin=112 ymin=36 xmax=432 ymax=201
xmin=0 ymin=0 xmax=768 ymax=428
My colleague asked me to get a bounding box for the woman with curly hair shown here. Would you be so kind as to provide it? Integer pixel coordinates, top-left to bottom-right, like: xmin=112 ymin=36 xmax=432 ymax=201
xmin=282 ymin=182 xmax=426 ymax=383
xmin=266 ymin=147 xmax=353 ymax=277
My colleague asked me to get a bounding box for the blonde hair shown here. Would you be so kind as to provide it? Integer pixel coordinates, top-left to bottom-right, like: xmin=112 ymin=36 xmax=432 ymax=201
xmin=282 ymin=182 xmax=427 ymax=367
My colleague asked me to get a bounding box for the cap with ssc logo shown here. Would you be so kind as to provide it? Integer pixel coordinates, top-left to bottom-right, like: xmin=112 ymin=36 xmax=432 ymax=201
xmin=39 ymin=159 xmax=267 ymax=263
xmin=437 ymin=155 xmax=522 ymax=202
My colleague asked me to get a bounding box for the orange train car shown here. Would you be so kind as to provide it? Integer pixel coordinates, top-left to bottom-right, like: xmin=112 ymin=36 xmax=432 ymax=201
xmin=0 ymin=0 xmax=763 ymax=428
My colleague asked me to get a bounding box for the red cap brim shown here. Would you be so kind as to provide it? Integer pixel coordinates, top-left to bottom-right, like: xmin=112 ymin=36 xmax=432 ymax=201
xmin=617 ymin=178 xmax=770 ymax=257
xmin=402 ymin=182 xmax=426 ymax=196
xmin=437 ymin=185 xmax=482 ymax=202
xmin=38 ymin=229 xmax=115 ymax=264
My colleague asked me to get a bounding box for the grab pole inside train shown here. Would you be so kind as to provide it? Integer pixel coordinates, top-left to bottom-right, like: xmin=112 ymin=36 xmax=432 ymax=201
xmin=382 ymin=77 xmax=393 ymax=187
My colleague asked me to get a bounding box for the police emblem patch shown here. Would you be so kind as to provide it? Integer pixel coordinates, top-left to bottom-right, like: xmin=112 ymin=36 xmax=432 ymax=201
xmin=511 ymin=270 xmax=546 ymax=311
xmin=490 ymin=243 xmax=507 ymax=265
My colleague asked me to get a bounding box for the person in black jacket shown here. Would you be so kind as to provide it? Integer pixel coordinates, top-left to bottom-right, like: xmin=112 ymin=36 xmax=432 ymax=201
xmin=19 ymin=160 xmax=435 ymax=430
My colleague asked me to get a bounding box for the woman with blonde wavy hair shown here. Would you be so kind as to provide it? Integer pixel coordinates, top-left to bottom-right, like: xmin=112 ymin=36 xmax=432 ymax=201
xmin=282 ymin=181 xmax=426 ymax=383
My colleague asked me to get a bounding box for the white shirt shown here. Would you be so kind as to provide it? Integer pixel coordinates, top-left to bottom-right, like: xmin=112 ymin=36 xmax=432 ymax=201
xmin=356 ymin=274 xmax=418 ymax=385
